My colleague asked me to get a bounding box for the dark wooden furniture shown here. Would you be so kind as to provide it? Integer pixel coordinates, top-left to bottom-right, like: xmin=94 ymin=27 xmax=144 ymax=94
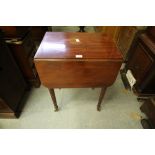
xmin=121 ymin=27 xmax=155 ymax=100
xmin=0 ymin=26 xmax=41 ymax=88
xmin=34 ymin=32 xmax=123 ymax=111
xmin=147 ymin=26 xmax=155 ymax=40
xmin=117 ymin=26 xmax=138 ymax=61
xmin=117 ymin=26 xmax=147 ymax=61
xmin=140 ymin=98 xmax=155 ymax=128
xmin=95 ymin=26 xmax=121 ymax=43
xmin=0 ymin=31 xmax=28 ymax=118
xmin=0 ymin=26 xmax=30 ymax=40
xmin=30 ymin=26 xmax=48 ymax=42
xmin=6 ymin=32 xmax=40 ymax=87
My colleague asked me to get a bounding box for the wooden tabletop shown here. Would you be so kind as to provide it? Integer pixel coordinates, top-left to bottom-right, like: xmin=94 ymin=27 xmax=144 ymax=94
xmin=35 ymin=32 xmax=122 ymax=60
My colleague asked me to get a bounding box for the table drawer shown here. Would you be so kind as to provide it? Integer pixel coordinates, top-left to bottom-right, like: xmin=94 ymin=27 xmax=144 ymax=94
xmin=35 ymin=59 xmax=122 ymax=88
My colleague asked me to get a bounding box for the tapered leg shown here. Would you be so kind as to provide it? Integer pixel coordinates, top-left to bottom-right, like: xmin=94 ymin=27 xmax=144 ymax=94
xmin=49 ymin=88 xmax=59 ymax=111
xmin=97 ymin=87 xmax=107 ymax=111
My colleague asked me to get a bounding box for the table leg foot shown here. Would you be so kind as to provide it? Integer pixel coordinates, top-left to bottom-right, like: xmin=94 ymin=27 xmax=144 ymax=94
xmin=54 ymin=106 xmax=59 ymax=112
xmin=97 ymin=87 xmax=107 ymax=111
xmin=97 ymin=105 xmax=101 ymax=111
xmin=49 ymin=88 xmax=59 ymax=112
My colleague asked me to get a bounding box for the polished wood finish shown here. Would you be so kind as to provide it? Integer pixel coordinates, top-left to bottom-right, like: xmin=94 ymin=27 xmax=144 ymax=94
xmin=34 ymin=32 xmax=123 ymax=111
xmin=35 ymin=60 xmax=121 ymax=88
xmin=0 ymin=31 xmax=28 ymax=118
xmin=35 ymin=32 xmax=122 ymax=59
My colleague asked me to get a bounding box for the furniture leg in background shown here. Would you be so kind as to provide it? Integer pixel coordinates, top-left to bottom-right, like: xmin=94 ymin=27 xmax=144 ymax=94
xmin=79 ymin=26 xmax=85 ymax=32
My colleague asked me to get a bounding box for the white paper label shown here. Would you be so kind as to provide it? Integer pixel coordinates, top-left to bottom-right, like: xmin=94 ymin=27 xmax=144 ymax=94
xmin=75 ymin=39 xmax=80 ymax=42
xmin=126 ymin=70 xmax=136 ymax=88
xmin=75 ymin=54 xmax=83 ymax=58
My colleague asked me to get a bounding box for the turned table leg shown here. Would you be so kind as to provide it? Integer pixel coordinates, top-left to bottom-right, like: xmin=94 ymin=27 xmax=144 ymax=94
xmin=97 ymin=87 xmax=107 ymax=111
xmin=49 ymin=88 xmax=59 ymax=111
